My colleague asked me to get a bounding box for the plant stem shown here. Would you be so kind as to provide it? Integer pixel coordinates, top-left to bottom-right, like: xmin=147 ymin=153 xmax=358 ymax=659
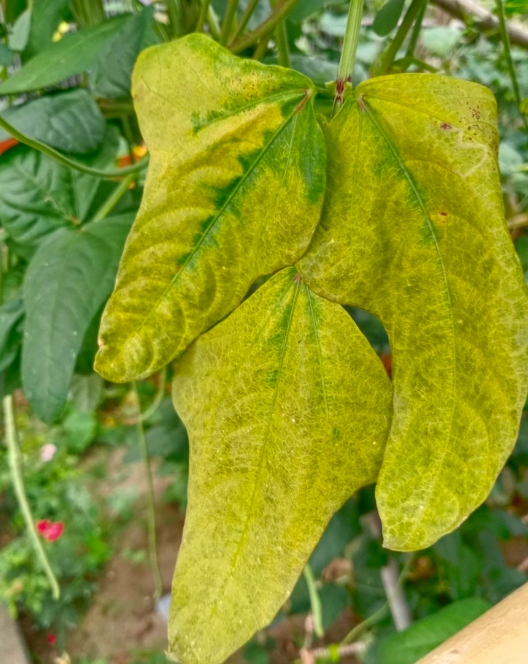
xmin=231 ymin=0 xmax=260 ymax=42
xmin=133 ymin=383 xmax=163 ymax=600
xmin=167 ymin=0 xmax=184 ymax=37
xmin=220 ymin=0 xmax=239 ymax=45
xmin=341 ymin=555 xmax=413 ymax=644
xmin=253 ymin=37 xmax=270 ymax=60
xmin=379 ymin=0 xmax=426 ymax=74
xmin=207 ymin=6 xmax=222 ymax=39
xmin=337 ymin=0 xmax=364 ymax=87
xmin=229 ymin=0 xmax=300 ymax=53
xmin=196 ymin=0 xmax=211 ymax=32
xmin=92 ymin=173 xmax=136 ymax=222
xmin=4 ymin=395 xmax=60 ymax=600
xmin=303 ymin=564 xmax=324 ymax=638
xmin=275 ymin=18 xmax=290 ymax=67
xmin=0 ymin=114 xmax=149 ymax=179
xmin=130 ymin=367 xmax=167 ymax=424
xmin=495 ymin=0 xmax=528 ymax=132
xmin=405 ymin=0 xmax=427 ymax=58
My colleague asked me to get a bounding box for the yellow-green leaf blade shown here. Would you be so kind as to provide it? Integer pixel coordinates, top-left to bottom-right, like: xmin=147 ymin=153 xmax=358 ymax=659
xmin=299 ymin=74 xmax=528 ymax=551
xmin=95 ymin=34 xmax=326 ymax=383
xmin=169 ymin=267 xmax=392 ymax=664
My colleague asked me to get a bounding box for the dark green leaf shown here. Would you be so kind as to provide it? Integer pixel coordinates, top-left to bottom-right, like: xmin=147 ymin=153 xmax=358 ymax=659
xmin=433 ymin=532 xmax=480 ymax=599
xmin=8 ymin=9 xmax=31 ymax=51
xmin=0 ymin=134 xmax=118 ymax=245
xmin=89 ymin=8 xmax=159 ymax=99
xmin=289 ymin=0 xmax=347 ymax=23
xmin=0 ymin=16 xmax=128 ymax=96
xmin=0 ymin=44 xmax=15 ymax=66
xmin=24 ymin=0 xmax=70 ymax=60
xmin=289 ymin=54 xmax=337 ymax=86
xmin=373 ymin=0 xmax=406 ymax=37
xmin=0 ymin=89 xmax=106 ymax=153
xmin=0 ymin=298 xmax=24 ymax=372
xmin=376 ymin=598 xmax=491 ymax=664
xmin=22 ymin=214 xmax=134 ymax=422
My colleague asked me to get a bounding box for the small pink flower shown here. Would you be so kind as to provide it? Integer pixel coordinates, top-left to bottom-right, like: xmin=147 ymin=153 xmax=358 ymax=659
xmin=47 ymin=634 xmax=57 ymax=645
xmin=40 ymin=443 xmax=57 ymax=462
xmin=36 ymin=520 xmax=64 ymax=542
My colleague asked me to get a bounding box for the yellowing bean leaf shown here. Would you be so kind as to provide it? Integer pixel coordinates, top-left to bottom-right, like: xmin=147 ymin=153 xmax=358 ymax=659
xmin=299 ymin=75 xmax=528 ymax=551
xmin=95 ymin=34 xmax=326 ymax=383
xmin=169 ymin=267 xmax=392 ymax=664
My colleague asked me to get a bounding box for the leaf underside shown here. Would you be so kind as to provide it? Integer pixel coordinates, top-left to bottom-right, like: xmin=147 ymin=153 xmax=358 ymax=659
xmin=95 ymin=34 xmax=326 ymax=383
xmin=299 ymin=74 xmax=528 ymax=550
xmin=169 ymin=267 xmax=392 ymax=664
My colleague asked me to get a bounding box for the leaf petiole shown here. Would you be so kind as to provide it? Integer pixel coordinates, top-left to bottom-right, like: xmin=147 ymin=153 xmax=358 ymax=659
xmin=0 ymin=113 xmax=149 ymax=179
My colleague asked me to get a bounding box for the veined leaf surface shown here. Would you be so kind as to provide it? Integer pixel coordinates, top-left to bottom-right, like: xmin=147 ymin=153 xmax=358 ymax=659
xmin=298 ymin=75 xmax=528 ymax=550
xmin=95 ymin=34 xmax=326 ymax=383
xmin=0 ymin=135 xmax=118 ymax=245
xmin=0 ymin=89 xmax=106 ymax=153
xmin=170 ymin=267 xmax=392 ymax=664
xmin=22 ymin=214 xmax=134 ymax=423
xmin=0 ymin=16 xmax=128 ymax=96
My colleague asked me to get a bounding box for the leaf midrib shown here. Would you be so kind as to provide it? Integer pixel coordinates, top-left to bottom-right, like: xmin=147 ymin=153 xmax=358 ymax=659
xmin=125 ymin=97 xmax=309 ymax=355
xmin=207 ymin=276 xmax=301 ymax=623
xmin=363 ymin=100 xmax=458 ymax=526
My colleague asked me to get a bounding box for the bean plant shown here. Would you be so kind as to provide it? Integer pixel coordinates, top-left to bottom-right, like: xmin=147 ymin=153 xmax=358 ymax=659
xmin=0 ymin=1 xmax=527 ymax=663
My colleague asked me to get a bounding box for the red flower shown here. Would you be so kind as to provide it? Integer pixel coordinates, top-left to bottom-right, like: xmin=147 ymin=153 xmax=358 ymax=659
xmin=36 ymin=519 xmax=51 ymax=534
xmin=36 ymin=520 xmax=64 ymax=542
xmin=47 ymin=634 xmax=57 ymax=645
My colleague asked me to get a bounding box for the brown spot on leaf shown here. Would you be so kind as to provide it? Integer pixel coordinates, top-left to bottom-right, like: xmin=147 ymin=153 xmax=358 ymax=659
xmin=440 ymin=123 xmax=453 ymax=131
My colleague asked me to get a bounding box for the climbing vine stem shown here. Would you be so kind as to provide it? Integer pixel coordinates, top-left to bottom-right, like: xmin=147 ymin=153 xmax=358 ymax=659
xmin=4 ymin=394 xmax=60 ymax=600
xmin=133 ymin=382 xmax=163 ymax=599
xmin=303 ymin=563 xmax=324 ymax=638
xmin=0 ymin=114 xmax=149 ymax=179
xmin=336 ymin=0 xmax=365 ymax=107
xmin=379 ymin=0 xmax=427 ymax=74
xmin=495 ymin=0 xmax=528 ymax=132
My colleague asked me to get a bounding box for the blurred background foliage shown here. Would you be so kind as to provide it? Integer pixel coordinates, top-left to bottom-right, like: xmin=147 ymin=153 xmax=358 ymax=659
xmin=0 ymin=0 xmax=527 ymax=663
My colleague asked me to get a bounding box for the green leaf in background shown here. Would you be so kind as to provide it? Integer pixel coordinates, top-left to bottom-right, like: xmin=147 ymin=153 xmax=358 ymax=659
xmin=515 ymin=237 xmax=528 ymax=282
xmin=372 ymin=0 xmax=406 ymax=37
xmin=289 ymin=0 xmax=347 ymax=23
xmin=289 ymin=54 xmax=338 ymax=86
xmin=0 ymin=44 xmax=15 ymax=66
xmin=0 ymin=89 xmax=106 ymax=153
xmin=433 ymin=531 xmax=481 ymax=599
xmin=23 ymin=0 xmax=70 ymax=60
xmin=5 ymin=0 xmax=26 ymax=25
xmin=8 ymin=9 xmax=31 ymax=51
xmin=0 ymin=134 xmax=118 ymax=245
xmin=169 ymin=267 xmax=393 ymax=664
xmin=89 ymin=8 xmax=159 ymax=99
xmin=0 ymin=15 xmax=128 ymax=96
xmin=95 ymin=34 xmax=326 ymax=383
xmin=421 ymin=27 xmax=463 ymax=58
xmin=375 ymin=598 xmax=491 ymax=664
xmin=22 ymin=214 xmax=134 ymax=423
xmin=70 ymin=373 xmax=103 ymax=413
xmin=61 ymin=408 xmax=98 ymax=453
xmin=298 ymin=74 xmax=528 ymax=551
xmin=0 ymin=298 xmax=24 ymax=372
